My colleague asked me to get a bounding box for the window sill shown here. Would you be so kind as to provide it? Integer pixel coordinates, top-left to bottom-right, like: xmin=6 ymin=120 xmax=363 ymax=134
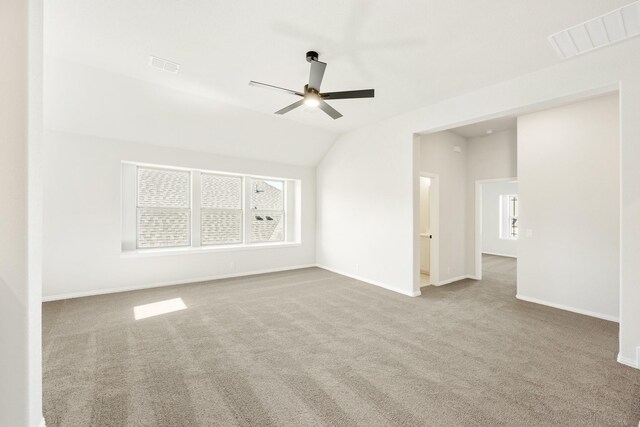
xmin=121 ymin=242 xmax=302 ymax=258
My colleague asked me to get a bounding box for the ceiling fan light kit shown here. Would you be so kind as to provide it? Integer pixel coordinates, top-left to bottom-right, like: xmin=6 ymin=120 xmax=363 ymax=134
xmin=249 ymin=51 xmax=375 ymax=120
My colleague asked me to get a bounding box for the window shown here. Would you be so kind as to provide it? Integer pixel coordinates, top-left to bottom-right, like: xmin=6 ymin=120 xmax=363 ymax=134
xmin=136 ymin=167 xmax=191 ymax=248
xmin=122 ymin=163 xmax=298 ymax=252
xmin=201 ymin=174 xmax=243 ymax=245
xmin=500 ymin=194 xmax=518 ymax=239
xmin=250 ymin=179 xmax=284 ymax=243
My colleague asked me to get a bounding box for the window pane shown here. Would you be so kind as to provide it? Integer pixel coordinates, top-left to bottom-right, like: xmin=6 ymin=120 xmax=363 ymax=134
xmin=137 ymin=208 xmax=190 ymax=248
xmin=500 ymin=194 xmax=518 ymax=239
xmin=137 ymin=167 xmax=190 ymax=208
xmin=136 ymin=167 xmax=190 ymax=249
xmin=201 ymin=210 xmax=242 ymax=245
xmin=200 ymin=174 xmax=243 ymax=246
xmin=251 ymin=211 xmax=284 ymax=242
xmin=201 ymin=174 xmax=242 ymax=209
xmin=251 ymin=180 xmax=283 ymax=211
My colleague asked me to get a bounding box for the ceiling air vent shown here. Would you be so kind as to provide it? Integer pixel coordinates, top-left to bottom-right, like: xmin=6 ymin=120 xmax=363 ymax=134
xmin=148 ymin=55 xmax=181 ymax=74
xmin=548 ymin=1 xmax=640 ymax=59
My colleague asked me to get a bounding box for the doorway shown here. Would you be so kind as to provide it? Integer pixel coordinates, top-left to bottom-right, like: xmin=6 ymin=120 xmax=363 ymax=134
xmin=419 ymin=173 xmax=439 ymax=287
xmin=414 ymin=92 xmax=620 ymax=322
xmin=474 ymin=178 xmax=518 ymax=280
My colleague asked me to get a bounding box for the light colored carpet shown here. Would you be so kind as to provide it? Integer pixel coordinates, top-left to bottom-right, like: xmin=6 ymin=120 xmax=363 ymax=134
xmin=43 ymin=255 xmax=640 ymax=426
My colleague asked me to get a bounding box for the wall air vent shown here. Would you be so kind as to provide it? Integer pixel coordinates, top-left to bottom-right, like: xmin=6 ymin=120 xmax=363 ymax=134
xmin=148 ymin=55 xmax=181 ymax=74
xmin=548 ymin=1 xmax=640 ymax=59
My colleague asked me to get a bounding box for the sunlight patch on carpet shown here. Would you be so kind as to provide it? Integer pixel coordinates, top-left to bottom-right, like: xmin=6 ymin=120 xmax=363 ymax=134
xmin=134 ymin=298 xmax=186 ymax=320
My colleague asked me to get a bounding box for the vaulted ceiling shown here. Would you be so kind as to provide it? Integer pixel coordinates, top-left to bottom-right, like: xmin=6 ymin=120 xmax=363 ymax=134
xmin=44 ymin=0 xmax=631 ymax=163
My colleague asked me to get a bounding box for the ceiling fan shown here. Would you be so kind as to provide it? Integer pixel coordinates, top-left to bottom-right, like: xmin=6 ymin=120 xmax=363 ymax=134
xmin=249 ymin=51 xmax=374 ymax=120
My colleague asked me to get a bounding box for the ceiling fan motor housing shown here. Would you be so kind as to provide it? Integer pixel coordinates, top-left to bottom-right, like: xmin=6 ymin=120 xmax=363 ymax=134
xmin=303 ymin=84 xmax=320 ymax=96
xmin=306 ymin=51 xmax=319 ymax=63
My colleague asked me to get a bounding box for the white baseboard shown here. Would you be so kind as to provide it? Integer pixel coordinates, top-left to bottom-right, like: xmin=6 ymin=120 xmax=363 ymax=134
xmin=42 ymin=264 xmax=316 ymax=302
xmin=435 ymin=275 xmax=476 ymax=286
xmin=316 ymin=264 xmax=421 ymax=297
xmin=482 ymin=251 xmax=517 ymax=258
xmin=39 ymin=417 xmax=46 ymax=427
xmin=516 ymin=294 xmax=619 ymax=322
xmin=617 ymin=353 xmax=639 ymax=369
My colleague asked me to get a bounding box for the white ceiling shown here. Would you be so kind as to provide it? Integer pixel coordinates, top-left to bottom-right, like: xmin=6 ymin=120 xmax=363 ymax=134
xmin=44 ymin=0 xmax=631 ymax=136
xmin=43 ymin=58 xmax=338 ymax=166
xmin=450 ymin=116 xmax=518 ymax=139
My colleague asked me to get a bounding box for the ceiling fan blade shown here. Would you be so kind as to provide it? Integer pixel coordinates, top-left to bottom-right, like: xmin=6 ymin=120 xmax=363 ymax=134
xmin=275 ymin=99 xmax=305 ymax=115
xmin=318 ymin=100 xmax=343 ymax=120
xmin=308 ymin=60 xmax=327 ymax=91
xmin=321 ymin=89 xmax=375 ymax=100
xmin=249 ymin=81 xmax=303 ymax=97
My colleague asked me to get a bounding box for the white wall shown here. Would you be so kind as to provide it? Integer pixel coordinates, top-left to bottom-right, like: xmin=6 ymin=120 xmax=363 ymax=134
xmin=420 ymin=131 xmax=467 ymax=283
xmin=517 ymin=94 xmax=619 ymax=321
xmin=0 ymin=0 xmax=43 ymax=426
xmin=466 ymin=129 xmax=518 ymax=273
xmin=315 ymin=38 xmax=640 ymax=366
xmin=316 ymin=124 xmax=418 ymax=296
xmin=481 ymin=181 xmax=518 ymax=257
xmin=43 ymin=130 xmax=317 ymax=299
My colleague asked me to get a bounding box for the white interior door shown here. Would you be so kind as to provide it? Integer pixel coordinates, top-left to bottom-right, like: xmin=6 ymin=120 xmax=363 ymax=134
xmin=420 ymin=177 xmax=431 ymax=275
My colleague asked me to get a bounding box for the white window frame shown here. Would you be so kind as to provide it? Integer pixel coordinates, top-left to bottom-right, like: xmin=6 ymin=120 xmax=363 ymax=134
xmin=499 ymin=194 xmax=518 ymax=240
xmin=121 ymin=162 xmax=300 ymax=255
